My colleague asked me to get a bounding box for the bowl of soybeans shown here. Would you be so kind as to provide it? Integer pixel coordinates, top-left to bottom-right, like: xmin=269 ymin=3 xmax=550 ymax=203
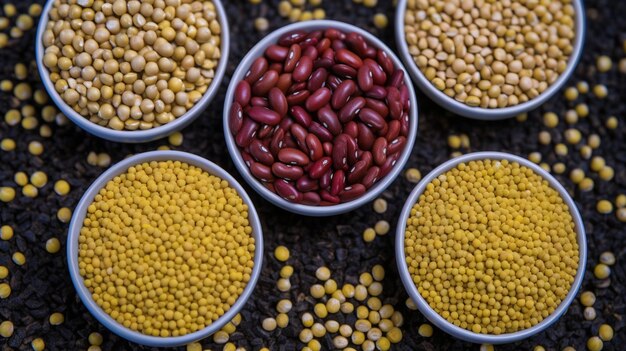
xmin=67 ymin=151 xmax=263 ymax=347
xmin=395 ymin=0 xmax=585 ymax=119
xmin=396 ymin=152 xmax=586 ymax=344
xmin=35 ymin=0 xmax=229 ymax=143
xmin=223 ymin=20 xmax=419 ymax=216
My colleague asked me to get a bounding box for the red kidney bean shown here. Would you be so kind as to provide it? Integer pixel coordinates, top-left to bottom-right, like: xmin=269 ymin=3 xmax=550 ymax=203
xmin=389 ymin=70 xmax=404 ymax=88
xmin=345 ymin=32 xmax=368 ymax=57
xmin=305 ymin=87 xmax=331 ymax=112
xmin=347 ymin=160 xmax=368 ymax=184
xmin=282 ymin=135 xmax=298 ymax=150
xmin=364 ymin=47 xmax=377 ymax=59
xmin=401 ymin=111 xmax=410 ymax=137
xmin=364 ymin=58 xmax=387 ymax=86
xmin=365 ymin=85 xmax=387 ymax=100
xmin=377 ymin=49 xmax=394 ymax=76
xmin=278 ymin=30 xmax=308 ymax=46
xmin=322 ymin=141 xmax=333 ymax=156
xmin=326 ymin=75 xmax=343 ymax=90
xmin=284 ymin=44 xmax=302 ymax=73
xmin=316 ymin=38 xmax=331 ymax=53
xmin=229 ymin=102 xmax=244 ymax=134
xmin=266 ymin=44 xmax=289 ymax=62
xmin=303 ymin=45 xmax=318 ymax=60
xmin=317 ymin=105 xmax=342 ymax=135
xmin=252 ymin=70 xmax=279 ymax=96
xmin=308 ymin=121 xmax=333 ymax=142
xmin=344 ymin=121 xmax=358 ymax=139
xmin=249 ymin=139 xmax=274 ymax=165
xmin=372 ymin=137 xmax=388 ymax=166
xmin=290 ymin=106 xmax=312 ymax=127
xmin=330 ymin=170 xmax=346 ymax=196
xmin=235 ymin=81 xmax=251 ymax=106
xmin=339 ymin=184 xmax=366 ymax=202
xmin=245 ymin=57 xmax=269 ymax=84
xmin=331 ymin=80 xmax=357 ymax=110
xmin=332 ymin=64 xmax=357 ymax=79
xmin=275 ymin=180 xmax=302 ymax=203
xmin=378 ymin=122 xmax=389 ymax=137
xmin=272 ymin=162 xmax=304 ymax=180
xmin=338 ymin=97 xmax=366 ymax=123
xmin=305 ymin=133 xmax=323 ymax=161
xmin=270 ymin=127 xmax=285 ymax=155
xmin=286 ymin=90 xmax=310 ymax=106
xmin=362 ymin=166 xmax=380 ymax=189
xmin=288 ymin=82 xmax=307 ymax=95
xmin=386 ymin=87 xmax=403 ymax=120
xmin=302 ymin=191 xmax=321 ymax=205
xmin=278 ymin=148 xmax=309 ymax=166
xmin=366 ymin=98 xmax=389 ymax=118
xmin=320 ymin=189 xmax=340 ymax=204
xmin=331 ymin=39 xmax=346 ymax=51
xmin=277 ymin=73 xmax=292 ymax=93
xmin=290 ymin=123 xmax=308 ymax=150
xmin=235 ymin=118 xmax=259 ymax=147
xmin=293 ymin=56 xmax=313 ymax=82
xmin=400 ymin=85 xmax=410 ymax=110
xmin=357 ymin=65 xmax=374 ymax=92
xmin=345 ymin=135 xmax=358 ymax=165
xmin=359 ymin=108 xmax=386 ymax=130
xmin=309 ymin=157 xmax=332 ymax=179
xmin=388 ymin=136 xmax=406 ymax=155
xmin=359 ymin=150 xmax=373 ymax=167
xmin=257 ymin=124 xmax=274 ymax=139
xmin=307 ymin=30 xmax=323 ymax=40
xmin=336 ymin=49 xmax=363 ymax=69
xmin=279 ymin=116 xmax=294 ymax=131
xmin=380 ymin=152 xmax=400 ymax=178
xmin=357 ymin=123 xmax=375 ymax=150
xmin=308 ymin=68 xmax=328 ymax=92
xmin=297 ymin=176 xmax=319 ymax=192
xmin=269 ymin=87 xmax=288 ymax=117
xmin=385 ymin=120 xmax=401 ymax=141
xmin=250 ymin=162 xmax=274 ymax=182
xmin=269 ymin=62 xmax=283 ymax=73
xmin=241 ymin=151 xmax=254 ymax=168
xmin=324 ymin=28 xmax=344 ymax=40
xmin=251 ymin=97 xmax=269 ymax=108
xmin=332 ymin=137 xmax=348 ymax=170
xmin=248 ymin=106 xmax=281 ymax=125
xmin=314 ymin=57 xmax=334 ymax=69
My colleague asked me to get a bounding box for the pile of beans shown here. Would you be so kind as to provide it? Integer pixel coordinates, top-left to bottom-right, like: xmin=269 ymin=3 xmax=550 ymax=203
xmin=404 ymin=159 xmax=579 ymax=334
xmin=229 ymin=28 xmax=411 ymax=205
xmin=404 ymin=0 xmax=576 ymax=108
xmin=42 ymin=0 xmax=222 ymax=131
xmin=78 ymin=160 xmax=255 ymax=337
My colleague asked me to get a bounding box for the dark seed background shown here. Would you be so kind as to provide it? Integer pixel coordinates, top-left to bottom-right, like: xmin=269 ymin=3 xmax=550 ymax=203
xmin=1 ymin=0 xmax=625 ymax=350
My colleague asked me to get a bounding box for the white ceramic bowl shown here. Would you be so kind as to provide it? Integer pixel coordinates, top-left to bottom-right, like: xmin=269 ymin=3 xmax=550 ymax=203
xmin=395 ymin=0 xmax=586 ymax=120
xmin=35 ymin=0 xmax=230 ymax=143
xmin=67 ymin=151 xmax=263 ymax=347
xmin=223 ymin=20 xmax=419 ymax=217
xmin=395 ymin=151 xmax=586 ymax=344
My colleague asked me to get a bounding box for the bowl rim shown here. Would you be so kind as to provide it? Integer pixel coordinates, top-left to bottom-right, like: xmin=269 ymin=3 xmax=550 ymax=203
xmin=223 ymin=19 xmax=419 ymax=217
xmin=395 ymin=151 xmax=587 ymax=344
xmin=35 ymin=0 xmax=231 ymax=143
xmin=394 ymin=0 xmax=586 ymax=120
xmin=66 ymin=150 xmax=264 ymax=347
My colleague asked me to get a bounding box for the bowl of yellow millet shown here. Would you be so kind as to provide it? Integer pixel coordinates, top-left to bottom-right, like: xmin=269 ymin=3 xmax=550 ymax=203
xmin=396 ymin=151 xmax=586 ymax=344
xmin=67 ymin=151 xmax=263 ymax=347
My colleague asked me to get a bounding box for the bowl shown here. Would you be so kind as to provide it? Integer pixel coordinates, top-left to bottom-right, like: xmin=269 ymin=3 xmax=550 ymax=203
xmin=394 ymin=0 xmax=586 ymax=120
xmin=35 ymin=0 xmax=230 ymax=143
xmin=223 ymin=20 xmax=419 ymax=217
xmin=395 ymin=151 xmax=586 ymax=344
xmin=67 ymin=151 xmax=263 ymax=347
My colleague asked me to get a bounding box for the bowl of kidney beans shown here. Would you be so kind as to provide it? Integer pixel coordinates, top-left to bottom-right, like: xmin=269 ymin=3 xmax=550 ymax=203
xmin=224 ymin=20 xmax=419 ymax=216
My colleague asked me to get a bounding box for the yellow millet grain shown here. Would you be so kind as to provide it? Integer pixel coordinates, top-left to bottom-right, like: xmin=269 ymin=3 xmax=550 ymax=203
xmin=404 ymin=159 xmax=579 ymax=335
xmin=78 ymin=161 xmax=255 ymax=337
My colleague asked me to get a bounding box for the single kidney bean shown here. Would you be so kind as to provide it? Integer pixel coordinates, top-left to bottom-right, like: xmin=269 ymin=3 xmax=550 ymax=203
xmin=359 ymin=108 xmax=386 ymax=130
xmin=324 ymin=28 xmax=344 ymax=40
xmin=279 ymin=148 xmax=309 ymax=166
xmin=277 ymin=73 xmax=292 ymax=93
xmin=316 ymin=38 xmax=331 ymax=53
xmin=252 ymin=70 xmax=279 ymax=96
xmin=249 ymin=139 xmax=274 ymax=166
xmin=250 ymin=162 xmax=274 ymax=182
xmin=248 ymin=106 xmax=281 ymax=126
xmin=385 ymin=120 xmax=401 ymax=142
xmin=272 ymin=162 xmax=304 ymax=180
xmin=336 ymin=48 xmax=363 ymax=69
xmin=269 ymin=88 xmax=288 ymax=117
xmin=380 ymin=152 xmax=400 ymax=178
xmin=362 ymin=166 xmax=380 ymax=189
xmin=309 ymin=121 xmax=334 ymax=142
xmin=378 ymin=122 xmax=389 ymax=137
xmin=332 ymin=64 xmax=357 ymax=79
xmin=372 ymin=137 xmax=388 ymax=166
xmin=401 ymin=111 xmax=410 ymax=137
xmin=339 ymin=184 xmax=366 ymax=202
xmin=332 ymin=137 xmax=348 ymax=170
xmin=377 ymin=49 xmax=394 ymax=76
xmin=365 ymin=85 xmax=387 ymax=100
xmin=321 ymin=48 xmax=336 ymax=62
xmin=290 ymin=106 xmax=312 ymax=127
xmin=303 ymin=45 xmax=318 ymax=60
xmin=278 ymin=30 xmax=307 ymax=46
xmin=317 ymin=105 xmax=342 ymax=135
xmin=314 ymin=57 xmax=334 ymax=69
xmin=257 ymin=124 xmax=274 ymax=139
xmin=286 ymin=90 xmax=310 ymax=106
xmin=330 ymin=170 xmax=346 ymax=196
xmin=359 ymin=150 xmax=373 ymax=168
xmin=347 ymin=160 xmax=368 ymax=184
xmin=338 ymin=97 xmax=366 ymax=123
xmin=345 ymin=32 xmax=367 ymax=57
xmin=308 ymin=68 xmax=328 ymax=92
xmin=331 ymin=39 xmax=346 ymax=51
xmin=364 ymin=46 xmax=377 ymax=59
xmin=297 ymin=176 xmax=319 ymax=192
xmin=386 ymin=87 xmax=403 ymax=120
xmin=288 ymin=82 xmax=307 ymax=95
xmin=344 ymin=121 xmax=358 ymax=139
xmin=326 ymin=74 xmax=344 ymax=90
xmin=266 ymin=44 xmax=289 ymax=62
xmin=400 ymin=84 xmax=411 ymax=110
xmin=245 ymin=57 xmax=269 ymax=84
xmin=364 ymin=58 xmax=387 ymax=86
xmin=290 ymin=123 xmax=308 ymax=151
xmin=389 ymin=69 xmax=404 ymax=88
xmin=284 ymin=44 xmax=302 ymax=73
xmin=331 ymin=80 xmax=357 ymax=110
xmin=241 ymin=151 xmax=254 ymax=168
xmin=388 ymin=136 xmax=407 ymax=155
xmin=366 ymin=98 xmax=389 ymax=118
xmin=293 ymin=56 xmax=313 ymax=82
xmin=357 ymin=65 xmax=374 ymax=92
xmin=279 ymin=116 xmax=294 ymax=131
xmin=302 ymin=191 xmax=321 ymax=205
xmin=344 ymin=135 xmax=358 ymax=165
xmin=320 ymin=189 xmax=340 ymax=204
xmin=250 ymin=97 xmax=269 ymax=107
xmin=275 ymin=180 xmax=302 ymax=203
xmin=235 ymin=80 xmax=252 ymax=106
xmin=305 ymin=87 xmax=332 ymax=112
xmin=322 ymin=141 xmax=333 ymax=156
xmin=357 ymin=123 xmax=375 ymax=150
xmin=319 ymin=170 xmax=332 ymax=189
xmin=235 ymin=118 xmax=259 ymax=147
xmin=229 ymin=102 xmax=244 ymax=134
xmin=305 ymin=133 xmax=324 ymax=161
xmin=270 ymin=127 xmax=285 ymax=155
xmin=309 ymin=157 xmax=332 ymax=179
